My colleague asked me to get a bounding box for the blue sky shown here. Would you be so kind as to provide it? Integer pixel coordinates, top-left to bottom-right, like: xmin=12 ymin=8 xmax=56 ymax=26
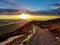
xmin=0 ymin=0 xmax=60 ymax=11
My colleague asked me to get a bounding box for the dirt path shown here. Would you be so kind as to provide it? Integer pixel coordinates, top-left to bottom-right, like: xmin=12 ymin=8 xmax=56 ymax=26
xmin=24 ymin=25 xmax=60 ymax=45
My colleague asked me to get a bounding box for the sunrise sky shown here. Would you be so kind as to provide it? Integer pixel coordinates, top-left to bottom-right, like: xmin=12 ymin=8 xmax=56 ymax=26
xmin=0 ymin=0 xmax=60 ymax=11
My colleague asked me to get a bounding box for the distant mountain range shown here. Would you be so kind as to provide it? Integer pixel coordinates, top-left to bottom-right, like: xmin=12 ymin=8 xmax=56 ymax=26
xmin=44 ymin=8 xmax=60 ymax=15
xmin=27 ymin=8 xmax=60 ymax=15
xmin=0 ymin=9 xmax=20 ymax=15
xmin=0 ymin=8 xmax=60 ymax=15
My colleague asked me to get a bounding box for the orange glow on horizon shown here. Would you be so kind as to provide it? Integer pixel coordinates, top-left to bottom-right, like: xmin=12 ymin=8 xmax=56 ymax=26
xmin=0 ymin=14 xmax=59 ymax=21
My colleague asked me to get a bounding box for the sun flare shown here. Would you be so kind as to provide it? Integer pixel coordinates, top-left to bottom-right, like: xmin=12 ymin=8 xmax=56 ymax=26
xmin=20 ymin=14 xmax=30 ymax=19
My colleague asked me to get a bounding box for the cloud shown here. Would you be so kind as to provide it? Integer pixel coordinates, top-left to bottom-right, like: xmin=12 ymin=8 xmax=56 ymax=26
xmin=51 ymin=3 xmax=60 ymax=6
xmin=0 ymin=0 xmax=16 ymax=6
xmin=52 ymin=6 xmax=60 ymax=9
xmin=0 ymin=7 xmax=7 ymax=9
xmin=51 ymin=3 xmax=60 ymax=9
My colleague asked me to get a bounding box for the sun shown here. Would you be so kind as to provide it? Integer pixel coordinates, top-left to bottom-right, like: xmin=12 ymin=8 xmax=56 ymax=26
xmin=20 ymin=13 xmax=30 ymax=19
